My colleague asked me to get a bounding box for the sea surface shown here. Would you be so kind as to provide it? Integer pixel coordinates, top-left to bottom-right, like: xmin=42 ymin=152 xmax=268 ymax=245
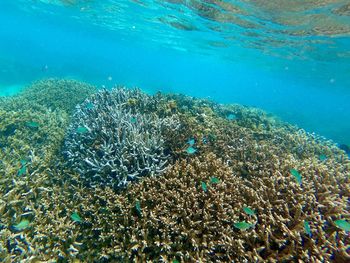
xmin=0 ymin=1 xmax=349 ymax=262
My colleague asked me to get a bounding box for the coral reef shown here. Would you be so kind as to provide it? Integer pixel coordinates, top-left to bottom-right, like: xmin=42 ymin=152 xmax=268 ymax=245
xmin=0 ymin=107 xmax=69 ymax=262
xmin=0 ymin=79 xmax=349 ymax=262
xmin=0 ymin=78 xmax=96 ymax=179
xmin=64 ymin=88 xmax=180 ymax=189
xmin=0 ymin=106 xmax=69 ymax=177
xmin=2 ymin=152 xmax=347 ymax=262
xmin=0 ymin=79 xmax=95 ymax=262
xmin=109 ymin=153 xmax=349 ymax=262
xmin=1 ymin=78 xmax=96 ymax=114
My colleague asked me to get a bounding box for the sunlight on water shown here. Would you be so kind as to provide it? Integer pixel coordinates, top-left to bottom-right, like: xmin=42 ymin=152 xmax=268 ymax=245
xmin=15 ymin=0 xmax=350 ymax=60
xmin=0 ymin=1 xmax=350 ymax=262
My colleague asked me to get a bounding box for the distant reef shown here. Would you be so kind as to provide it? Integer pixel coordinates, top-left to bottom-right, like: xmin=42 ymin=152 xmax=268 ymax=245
xmin=0 ymin=78 xmax=349 ymax=262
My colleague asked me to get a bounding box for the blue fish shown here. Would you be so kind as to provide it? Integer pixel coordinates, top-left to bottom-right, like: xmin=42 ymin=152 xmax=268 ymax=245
xmin=243 ymin=206 xmax=256 ymax=216
xmin=13 ymin=220 xmax=30 ymax=231
xmin=290 ymin=168 xmax=302 ymax=185
xmin=71 ymin=212 xmax=82 ymax=223
xmin=304 ymin=220 xmax=312 ymax=237
xmin=334 ymin=219 xmax=350 ymax=232
xmin=186 ymin=146 xmax=197 ymax=154
xmin=201 ymin=181 xmax=208 ymax=192
xmin=234 ymin=221 xmax=254 ymax=230
xmin=187 ymin=138 xmax=195 ymax=145
xmin=86 ymin=102 xmax=94 ymax=109
xmin=26 ymin=121 xmax=39 ymax=128
xmin=210 ymin=177 xmax=220 ymax=184
xmin=77 ymin=126 xmax=89 ymax=134
xmin=130 ymin=116 xmax=137 ymax=123
xmin=17 ymin=165 xmax=26 ymax=176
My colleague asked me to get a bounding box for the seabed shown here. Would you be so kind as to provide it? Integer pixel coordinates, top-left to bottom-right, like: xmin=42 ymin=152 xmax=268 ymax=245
xmin=0 ymin=79 xmax=349 ymax=262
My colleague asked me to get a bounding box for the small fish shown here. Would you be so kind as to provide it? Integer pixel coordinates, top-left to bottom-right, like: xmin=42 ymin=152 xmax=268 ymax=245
xmin=71 ymin=212 xmax=82 ymax=223
xmin=186 ymin=146 xmax=197 ymax=154
xmin=42 ymin=64 xmax=49 ymax=72
xmin=304 ymin=220 xmax=312 ymax=237
xmin=201 ymin=181 xmax=207 ymax=192
xmin=334 ymin=219 xmax=350 ymax=232
xmin=210 ymin=177 xmax=220 ymax=184
xmin=227 ymin=113 xmax=237 ymax=121
xmin=243 ymin=206 xmax=256 ymax=216
xmin=13 ymin=219 xmax=30 ymax=231
xmin=319 ymin=154 xmax=327 ymax=161
xmin=135 ymin=201 xmax=142 ymax=215
xmin=130 ymin=116 xmax=137 ymax=123
xmin=26 ymin=121 xmax=39 ymax=128
xmin=86 ymin=102 xmax=94 ymax=109
xmin=202 ymin=136 xmax=207 ymax=144
xmin=187 ymin=138 xmax=195 ymax=145
xmin=233 ymin=221 xmax=254 ymax=230
xmin=290 ymin=168 xmax=302 ymax=185
xmin=17 ymin=165 xmax=26 ymax=176
xmin=77 ymin=126 xmax=88 ymax=134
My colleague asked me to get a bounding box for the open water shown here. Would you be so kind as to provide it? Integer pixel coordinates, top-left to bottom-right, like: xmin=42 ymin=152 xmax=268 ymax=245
xmin=0 ymin=1 xmax=349 ymax=262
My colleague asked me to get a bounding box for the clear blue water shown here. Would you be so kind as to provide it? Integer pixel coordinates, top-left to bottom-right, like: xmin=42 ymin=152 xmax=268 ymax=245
xmin=1 ymin=2 xmax=350 ymax=261
xmin=1 ymin=0 xmax=350 ymax=145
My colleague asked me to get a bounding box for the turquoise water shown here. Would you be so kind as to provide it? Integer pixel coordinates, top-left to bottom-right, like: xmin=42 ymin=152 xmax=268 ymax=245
xmin=1 ymin=1 xmax=350 ymax=262
xmin=1 ymin=1 xmax=350 ymax=145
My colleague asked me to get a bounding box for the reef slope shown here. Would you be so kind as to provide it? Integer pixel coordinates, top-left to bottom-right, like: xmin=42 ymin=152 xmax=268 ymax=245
xmin=0 ymin=79 xmax=349 ymax=262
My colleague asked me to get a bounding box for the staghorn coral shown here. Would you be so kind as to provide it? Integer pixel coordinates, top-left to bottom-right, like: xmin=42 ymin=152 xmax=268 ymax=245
xmin=13 ymin=151 xmax=347 ymax=262
xmin=94 ymin=153 xmax=349 ymax=262
xmin=0 ymin=80 xmax=349 ymax=262
xmin=0 ymin=82 xmax=73 ymax=261
xmin=1 ymin=78 xmax=96 ymax=114
xmin=0 ymin=106 xmax=69 ymax=178
xmin=0 ymin=79 xmax=95 ymax=182
xmin=0 ymin=108 xmax=69 ymax=262
xmin=64 ymin=87 xmax=179 ymax=189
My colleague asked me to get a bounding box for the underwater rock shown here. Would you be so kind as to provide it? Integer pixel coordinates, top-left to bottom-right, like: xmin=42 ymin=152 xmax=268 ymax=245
xmin=64 ymin=87 xmax=179 ymax=189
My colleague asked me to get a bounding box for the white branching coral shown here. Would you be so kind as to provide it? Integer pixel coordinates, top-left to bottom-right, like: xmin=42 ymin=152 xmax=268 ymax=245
xmin=64 ymin=88 xmax=179 ymax=189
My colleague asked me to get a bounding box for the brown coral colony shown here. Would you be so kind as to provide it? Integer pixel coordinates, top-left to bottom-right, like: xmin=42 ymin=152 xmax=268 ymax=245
xmin=0 ymin=79 xmax=349 ymax=262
